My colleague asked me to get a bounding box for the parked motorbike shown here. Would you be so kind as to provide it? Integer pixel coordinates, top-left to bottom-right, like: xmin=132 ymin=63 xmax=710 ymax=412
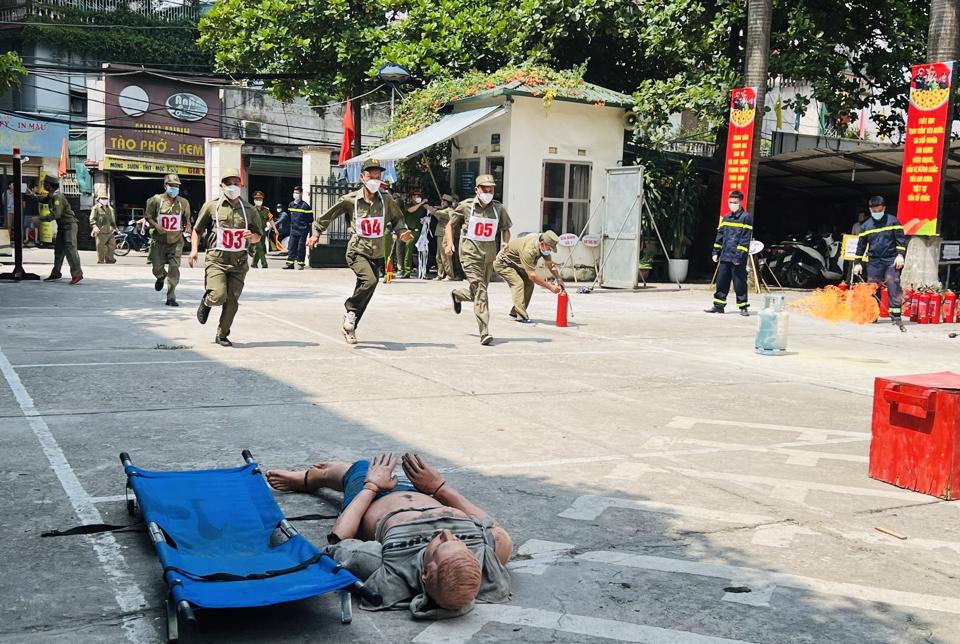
xmin=766 ymin=232 xmax=844 ymax=289
xmin=114 ymin=222 xmax=151 ymax=256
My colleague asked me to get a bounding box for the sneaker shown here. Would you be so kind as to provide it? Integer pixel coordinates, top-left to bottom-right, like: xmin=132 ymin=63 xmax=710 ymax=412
xmin=480 ymin=334 xmax=494 ymax=346
xmin=154 ymin=276 xmax=164 ymax=291
xmin=343 ymin=328 xmax=358 ymax=345
xmin=704 ymin=306 xmax=725 ymax=314
xmin=343 ymin=311 xmax=357 ymax=333
xmin=69 ymin=276 xmax=83 ymax=286
xmin=282 ymin=264 xmax=295 ymax=270
xmin=515 ymin=317 xmax=535 ymax=325
xmin=43 ymin=273 xmax=62 ymax=282
xmin=451 ymin=292 xmax=461 ymax=315
xmin=165 ymin=299 xmax=179 ymax=307
xmin=197 ymin=297 xmax=211 ymax=325
xmin=215 ymin=336 xmax=233 ymax=347
xmin=739 ymin=308 xmax=750 ymax=317
xmin=508 ymin=308 xmax=518 ymax=319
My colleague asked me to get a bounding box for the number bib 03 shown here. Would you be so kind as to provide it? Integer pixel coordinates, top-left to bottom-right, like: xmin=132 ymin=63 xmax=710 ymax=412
xmin=356 ymin=216 xmax=385 ymax=239
xmin=216 ymin=228 xmax=247 ymax=251
xmin=465 ymin=215 xmax=497 ymax=242
xmin=159 ymin=213 xmax=181 ymax=232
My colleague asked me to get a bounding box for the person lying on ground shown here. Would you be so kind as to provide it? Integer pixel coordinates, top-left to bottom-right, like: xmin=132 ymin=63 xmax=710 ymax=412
xmin=266 ymin=453 xmax=511 ymax=619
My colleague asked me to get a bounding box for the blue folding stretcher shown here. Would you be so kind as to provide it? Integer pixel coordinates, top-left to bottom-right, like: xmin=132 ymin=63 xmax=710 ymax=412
xmin=120 ymin=450 xmax=380 ymax=641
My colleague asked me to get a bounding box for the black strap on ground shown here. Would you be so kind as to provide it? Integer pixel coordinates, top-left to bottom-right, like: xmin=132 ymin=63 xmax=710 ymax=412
xmin=285 ymin=513 xmax=338 ymax=522
xmin=163 ymin=553 xmax=327 ymax=582
xmin=42 ymin=521 xmax=145 ymax=537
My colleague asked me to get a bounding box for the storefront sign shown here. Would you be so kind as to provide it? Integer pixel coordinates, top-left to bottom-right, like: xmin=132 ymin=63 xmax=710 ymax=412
xmin=104 ymin=71 xmax=220 ymax=163
xmin=896 ymin=61 xmax=955 ymax=236
xmin=0 ymin=115 xmax=69 ymax=157
xmin=103 ymin=155 xmax=204 ymax=176
xmin=719 ymin=86 xmax=757 ymax=218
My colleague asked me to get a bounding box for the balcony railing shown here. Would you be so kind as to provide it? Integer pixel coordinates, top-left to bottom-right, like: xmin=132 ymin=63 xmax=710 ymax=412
xmin=0 ymin=0 xmax=199 ymax=23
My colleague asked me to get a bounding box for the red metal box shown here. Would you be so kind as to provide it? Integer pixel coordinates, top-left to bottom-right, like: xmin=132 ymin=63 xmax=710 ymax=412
xmin=869 ymin=372 xmax=960 ymax=499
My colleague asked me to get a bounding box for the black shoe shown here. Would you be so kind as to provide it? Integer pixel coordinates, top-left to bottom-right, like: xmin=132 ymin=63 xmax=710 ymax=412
xmin=508 ymin=308 xmax=518 ymax=319
xmin=739 ymin=308 xmax=750 ymax=317
xmin=154 ymin=276 xmax=164 ymax=291
xmin=261 ymin=263 xmax=268 ymax=268
xmin=282 ymin=264 xmax=295 ymax=270
xmin=43 ymin=274 xmax=62 ymax=282
xmin=197 ymin=297 xmax=211 ymax=325
xmin=451 ymin=292 xmax=461 ymax=315
xmin=215 ymin=336 xmax=232 ymax=347
xmin=704 ymin=306 xmax=725 ymax=314
xmin=480 ymin=334 xmax=494 ymax=346
xmin=165 ymin=299 xmax=179 ymax=307
xmin=515 ymin=317 xmax=535 ymax=325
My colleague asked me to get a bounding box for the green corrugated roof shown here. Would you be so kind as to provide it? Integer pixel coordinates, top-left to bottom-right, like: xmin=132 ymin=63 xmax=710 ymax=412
xmin=452 ymin=81 xmax=634 ymax=109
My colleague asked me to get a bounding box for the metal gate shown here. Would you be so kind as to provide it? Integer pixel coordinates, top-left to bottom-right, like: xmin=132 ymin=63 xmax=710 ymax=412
xmin=599 ymin=166 xmax=643 ymax=289
xmin=309 ymin=175 xmax=357 ymax=267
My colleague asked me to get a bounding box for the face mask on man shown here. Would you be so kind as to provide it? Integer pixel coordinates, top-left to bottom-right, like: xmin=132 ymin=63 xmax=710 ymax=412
xmin=414 ymin=196 xmax=422 ymax=204
xmin=98 ymin=198 xmax=109 ymax=206
xmin=728 ymin=201 xmax=740 ymax=212
xmin=222 ymin=184 xmax=241 ymax=200
xmin=540 ymin=248 xmax=552 ymax=258
xmin=293 ymin=192 xmax=301 ymax=202
xmin=364 ymin=179 xmax=381 ymax=194
xmin=254 ymin=199 xmax=263 ymax=207
xmin=166 ymin=186 xmax=179 ymax=198
xmin=477 ymin=191 xmax=494 ymax=205
xmin=871 ymin=210 xmax=885 ymax=220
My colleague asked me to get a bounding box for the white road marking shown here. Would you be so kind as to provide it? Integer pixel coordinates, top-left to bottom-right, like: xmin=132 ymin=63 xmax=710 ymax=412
xmin=667 ymin=416 xmax=870 ymax=439
xmin=558 ymin=495 xmax=775 ymax=524
xmin=0 ymin=346 xmax=152 ymax=643
xmin=90 ymin=494 xmax=128 ymax=504
xmin=509 ymin=539 xmax=576 ymax=576
xmin=578 ymin=551 xmax=960 ymax=615
xmin=412 ymin=604 xmax=756 ymax=644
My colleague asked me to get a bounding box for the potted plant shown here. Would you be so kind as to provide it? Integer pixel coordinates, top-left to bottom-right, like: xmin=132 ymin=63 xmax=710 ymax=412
xmin=638 ymin=251 xmax=655 ymax=283
xmin=643 ymin=159 xmax=703 ymax=283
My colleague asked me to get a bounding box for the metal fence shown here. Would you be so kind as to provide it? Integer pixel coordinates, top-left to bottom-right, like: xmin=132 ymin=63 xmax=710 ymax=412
xmin=0 ymin=0 xmax=200 ymax=23
xmin=310 ymin=175 xmax=356 ymax=245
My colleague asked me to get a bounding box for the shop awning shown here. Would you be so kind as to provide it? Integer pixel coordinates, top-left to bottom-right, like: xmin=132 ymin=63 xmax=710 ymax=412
xmin=344 ymin=105 xmax=505 ymax=181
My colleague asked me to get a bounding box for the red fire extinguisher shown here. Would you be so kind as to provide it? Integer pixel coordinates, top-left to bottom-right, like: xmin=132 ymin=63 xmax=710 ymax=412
xmin=555 ymin=290 xmax=569 ymax=328
xmin=903 ymin=289 xmax=913 ymax=319
xmin=879 ymin=287 xmax=889 ymax=318
xmin=910 ymin=290 xmax=921 ymax=322
xmin=930 ymin=292 xmax=942 ymax=325
xmin=942 ymin=290 xmax=956 ymax=324
xmin=838 ymin=282 xmax=849 ymax=292
xmin=918 ymin=291 xmax=931 ymax=324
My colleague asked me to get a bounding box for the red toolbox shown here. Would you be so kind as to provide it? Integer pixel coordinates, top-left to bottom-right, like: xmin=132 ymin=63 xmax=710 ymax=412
xmin=869 ymin=372 xmax=960 ymax=499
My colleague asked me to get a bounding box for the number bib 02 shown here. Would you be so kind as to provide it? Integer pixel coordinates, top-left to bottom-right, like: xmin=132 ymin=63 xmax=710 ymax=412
xmin=159 ymin=212 xmax=181 ymax=232
xmin=464 ymin=215 xmax=497 ymax=242
xmin=356 ymin=216 xmax=385 ymax=239
xmin=216 ymin=227 xmax=247 ymax=251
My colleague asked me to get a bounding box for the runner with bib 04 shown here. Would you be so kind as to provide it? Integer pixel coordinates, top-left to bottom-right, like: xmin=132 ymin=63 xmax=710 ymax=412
xmin=307 ymin=159 xmax=412 ymax=345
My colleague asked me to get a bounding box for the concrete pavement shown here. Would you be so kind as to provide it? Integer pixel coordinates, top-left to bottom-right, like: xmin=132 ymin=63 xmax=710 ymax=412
xmin=1 ymin=247 xmax=958 ymax=643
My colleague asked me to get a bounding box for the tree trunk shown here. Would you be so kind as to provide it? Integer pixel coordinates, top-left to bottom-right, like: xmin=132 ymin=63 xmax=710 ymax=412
xmin=351 ymin=95 xmax=362 ymax=158
xmin=902 ymin=0 xmax=960 ymax=289
xmin=743 ymin=0 xmax=772 ymax=215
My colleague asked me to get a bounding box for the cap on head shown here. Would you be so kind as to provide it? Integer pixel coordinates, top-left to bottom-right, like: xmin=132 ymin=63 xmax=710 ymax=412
xmin=868 ymin=195 xmax=885 ymax=207
xmin=362 ymin=159 xmax=385 ymax=172
xmin=253 ymin=190 xmax=265 ymax=198
xmin=541 ymin=230 xmax=560 ymax=250
xmin=220 ymin=168 xmax=241 ymax=183
xmin=95 ymin=187 xmax=108 ymax=199
xmin=163 ymin=173 xmax=181 ymax=186
xmin=475 ymin=174 xmax=496 ymax=188
xmin=44 ymin=175 xmax=59 ymax=187
xmin=441 ymin=193 xmax=456 ymax=203
xmin=728 ymin=190 xmax=744 ymax=200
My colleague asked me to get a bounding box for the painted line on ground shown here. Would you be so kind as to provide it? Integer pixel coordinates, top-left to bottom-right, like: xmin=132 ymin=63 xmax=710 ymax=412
xmin=577 ymin=551 xmax=960 ymax=615
xmin=557 ymin=495 xmax=775 ymax=524
xmin=0 ymin=346 xmax=152 ymax=643
xmin=667 ymin=416 xmax=870 ymax=439
xmin=412 ymin=604 xmax=756 ymax=644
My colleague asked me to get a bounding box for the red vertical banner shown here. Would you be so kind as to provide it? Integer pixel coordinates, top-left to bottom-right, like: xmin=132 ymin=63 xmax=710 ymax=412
xmin=897 ymin=61 xmax=955 ymax=236
xmin=719 ymin=87 xmax=758 ymax=218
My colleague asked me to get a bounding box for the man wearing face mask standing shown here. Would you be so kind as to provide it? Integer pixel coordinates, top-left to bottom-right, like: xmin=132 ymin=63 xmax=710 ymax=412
xmin=189 ymin=169 xmax=264 ymax=346
xmin=89 ymin=188 xmax=116 ymax=264
xmin=706 ymin=190 xmax=752 ymax=316
xmin=853 ymin=195 xmax=907 ymax=330
xmin=250 ymin=190 xmax=271 ymax=268
xmin=306 ymin=159 xmax=412 ymax=345
xmin=284 ymin=186 xmax=312 ymax=270
xmin=145 ymin=174 xmax=193 ymax=306
xmin=432 ymin=194 xmax=457 ymax=280
xmin=40 ymin=175 xmax=83 ymax=284
xmin=445 ymin=175 xmax=513 ymax=345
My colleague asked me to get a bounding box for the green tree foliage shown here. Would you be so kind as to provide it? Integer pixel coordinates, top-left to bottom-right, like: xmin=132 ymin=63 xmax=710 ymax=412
xmin=0 ymin=51 xmax=27 ymax=95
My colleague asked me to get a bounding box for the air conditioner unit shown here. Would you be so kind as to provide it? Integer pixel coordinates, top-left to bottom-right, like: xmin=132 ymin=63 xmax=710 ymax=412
xmin=240 ymin=120 xmax=267 ymax=140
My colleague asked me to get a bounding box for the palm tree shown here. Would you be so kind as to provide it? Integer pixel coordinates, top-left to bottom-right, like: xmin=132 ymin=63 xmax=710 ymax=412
xmin=743 ymin=0 xmax=772 ymax=213
xmin=903 ymin=0 xmax=959 ymax=289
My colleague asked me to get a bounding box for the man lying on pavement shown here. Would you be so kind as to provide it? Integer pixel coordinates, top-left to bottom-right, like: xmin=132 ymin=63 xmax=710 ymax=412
xmin=266 ymin=453 xmax=511 ymax=618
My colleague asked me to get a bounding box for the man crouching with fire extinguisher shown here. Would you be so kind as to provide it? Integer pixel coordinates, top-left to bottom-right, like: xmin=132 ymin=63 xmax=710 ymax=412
xmin=854 ymin=196 xmax=907 ymax=332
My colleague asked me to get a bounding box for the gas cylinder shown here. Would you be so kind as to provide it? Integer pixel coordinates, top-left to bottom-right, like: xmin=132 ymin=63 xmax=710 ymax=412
xmin=910 ymin=290 xmax=921 ymax=322
xmin=879 ymin=287 xmax=889 ymax=318
xmin=943 ymin=291 xmax=957 ymax=324
xmin=555 ymin=290 xmax=569 ymax=327
xmin=929 ymin=292 xmax=942 ymax=324
xmin=902 ymin=289 xmax=913 ymax=319
xmin=918 ymin=291 xmax=931 ymax=324
xmin=755 ymin=294 xmax=789 ymax=355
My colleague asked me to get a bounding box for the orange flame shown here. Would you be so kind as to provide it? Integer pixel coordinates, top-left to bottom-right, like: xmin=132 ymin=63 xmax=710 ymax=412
xmin=790 ymin=283 xmax=879 ymax=324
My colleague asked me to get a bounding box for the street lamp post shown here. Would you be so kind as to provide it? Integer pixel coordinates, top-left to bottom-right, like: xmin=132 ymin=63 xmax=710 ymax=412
xmin=377 ymin=62 xmax=411 ymax=118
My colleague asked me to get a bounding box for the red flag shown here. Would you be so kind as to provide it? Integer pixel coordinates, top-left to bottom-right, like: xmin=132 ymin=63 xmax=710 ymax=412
xmin=239 ymin=157 xmax=245 ymax=187
xmin=338 ymin=98 xmax=355 ymax=165
xmin=58 ymin=137 xmax=68 ymax=178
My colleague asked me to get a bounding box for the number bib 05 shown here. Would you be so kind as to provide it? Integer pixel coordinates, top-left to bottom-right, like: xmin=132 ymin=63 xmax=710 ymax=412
xmin=216 ymin=227 xmax=247 ymax=251
xmin=159 ymin=213 xmax=181 ymax=232
xmin=356 ymin=216 xmax=385 ymax=239
xmin=465 ymin=215 xmax=497 ymax=242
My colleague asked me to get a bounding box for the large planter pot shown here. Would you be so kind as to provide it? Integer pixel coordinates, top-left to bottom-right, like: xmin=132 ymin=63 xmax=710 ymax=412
xmin=667 ymin=258 xmax=689 ymax=283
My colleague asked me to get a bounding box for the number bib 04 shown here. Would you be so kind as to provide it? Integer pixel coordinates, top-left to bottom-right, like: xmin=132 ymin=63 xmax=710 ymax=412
xmin=356 ymin=216 xmax=385 ymax=239
xmin=465 ymin=215 xmax=497 ymax=242
xmin=216 ymin=227 xmax=247 ymax=251
xmin=159 ymin=213 xmax=181 ymax=232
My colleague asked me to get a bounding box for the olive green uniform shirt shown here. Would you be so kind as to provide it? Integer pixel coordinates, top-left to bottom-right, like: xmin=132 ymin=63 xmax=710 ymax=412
xmin=312 ymin=188 xmax=407 ymax=260
xmin=448 ymin=198 xmax=513 ymax=261
xmin=499 ymin=235 xmax=551 ymax=274
xmin=194 ymin=197 xmax=263 ymax=264
xmin=89 ymin=203 xmax=116 ymax=233
xmin=145 ymin=194 xmax=192 ymax=244
xmin=47 ymin=190 xmax=76 ymax=223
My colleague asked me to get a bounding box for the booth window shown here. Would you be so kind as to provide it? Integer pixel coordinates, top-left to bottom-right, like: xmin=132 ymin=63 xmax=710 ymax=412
xmin=455 ymin=158 xmax=480 ymax=198
xmin=541 ymin=161 xmax=590 ymax=234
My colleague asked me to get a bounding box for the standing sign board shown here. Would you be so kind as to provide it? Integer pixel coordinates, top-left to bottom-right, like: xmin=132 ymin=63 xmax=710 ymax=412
xmin=841 ymin=234 xmax=862 ymax=261
xmin=599 ymin=166 xmax=642 ymax=289
xmin=896 ymin=61 xmax=956 ymax=236
xmin=719 ymin=87 xmax=758 ymax=218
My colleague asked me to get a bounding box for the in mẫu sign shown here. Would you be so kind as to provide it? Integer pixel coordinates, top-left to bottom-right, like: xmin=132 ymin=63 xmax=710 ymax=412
xmin=896 ymin=61 xmax=956 ymax=236
xmin=719 ymin=86 xmax=757 ymax=218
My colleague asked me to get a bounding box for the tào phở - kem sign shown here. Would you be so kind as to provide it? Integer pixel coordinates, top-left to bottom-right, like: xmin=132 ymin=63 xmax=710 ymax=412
xmin=720 ymin=87 xmax=758 ymax=218
xmin=897 ymin=61 xmax=955 ymax=236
